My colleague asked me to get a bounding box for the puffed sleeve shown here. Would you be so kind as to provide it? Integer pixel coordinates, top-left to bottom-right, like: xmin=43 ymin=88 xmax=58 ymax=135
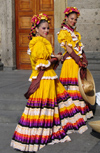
xmin=57 ymin=30 xmax=72 ymax=50
xmin=29 ymin=40 xmax=51 ymax=70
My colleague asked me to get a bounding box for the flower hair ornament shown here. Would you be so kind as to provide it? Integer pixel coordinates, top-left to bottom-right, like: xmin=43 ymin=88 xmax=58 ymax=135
xmin=28 ymin=13 xmax=50 ymax=40
xmin=64 ymin=7 xmax=80 ymax=17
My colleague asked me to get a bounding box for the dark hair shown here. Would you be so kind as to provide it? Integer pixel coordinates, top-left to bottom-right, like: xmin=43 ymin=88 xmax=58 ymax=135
xmin=36 ymin=19 xmax=48 ymax=28
xmin=28 ymin=19 xmax=48 ymax=40
xmin=65 ymin=11 xmax=78 ymax=17
xmin=61 ymin=11 xmax=78 ymax=28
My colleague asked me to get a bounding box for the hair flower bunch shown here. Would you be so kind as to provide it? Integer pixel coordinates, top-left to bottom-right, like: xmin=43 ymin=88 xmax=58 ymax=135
xmin=28 ymin=13 xmax=50 ymax=40
xmin=31 ymin=13 xmax=50 ymax=28
xmin=64 ymin=7 xmax=80 ymax=17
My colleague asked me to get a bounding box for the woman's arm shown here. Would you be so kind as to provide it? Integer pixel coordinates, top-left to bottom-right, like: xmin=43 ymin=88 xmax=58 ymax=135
xmin=65 ymin=42 xmax=73 ymax=54
xmin=53 ymin=54 xmax=63 ymax=61
xmin=82 ymin=50 xmax=88 ymax=66
xmin=65 ymin=42 xmax=81 ymax=64
xmin=65 ymin=42 xmax=87 ymax=68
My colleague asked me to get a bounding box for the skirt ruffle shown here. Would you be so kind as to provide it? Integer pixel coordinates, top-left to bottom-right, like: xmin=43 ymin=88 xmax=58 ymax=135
xmin=11 ymin=79 xmax=88 ymax=152
xmin=59 ymin=59 xmax=93 ymax=121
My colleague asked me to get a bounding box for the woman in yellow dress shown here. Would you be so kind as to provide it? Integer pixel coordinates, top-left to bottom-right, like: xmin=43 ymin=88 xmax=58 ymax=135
xmin=11 ymin=13 xmax=88 ymax=153
xmin=57 ymin=7 xmax=93 ymax=122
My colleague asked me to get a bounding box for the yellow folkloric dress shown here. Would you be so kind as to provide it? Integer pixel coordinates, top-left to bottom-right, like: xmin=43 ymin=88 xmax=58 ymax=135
xmin=57 ymin=26 xmax=93 ymax=122
xmin=11 ymin=36 xmax=88 ymax=153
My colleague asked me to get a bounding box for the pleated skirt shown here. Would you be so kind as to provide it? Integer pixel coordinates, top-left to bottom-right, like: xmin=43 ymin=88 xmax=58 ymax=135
xmin=59 ymin=58 xmax=93 ymax=121
xmin=11 ymin=79 xmax=88 ymax=152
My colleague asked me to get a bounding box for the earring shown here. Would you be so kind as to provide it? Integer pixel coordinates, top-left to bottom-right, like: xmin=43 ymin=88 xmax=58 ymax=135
xmin=66 ymin=19 xmax=68 ymax=24
xmin=36 ymin=31 xmax=40 ymax=36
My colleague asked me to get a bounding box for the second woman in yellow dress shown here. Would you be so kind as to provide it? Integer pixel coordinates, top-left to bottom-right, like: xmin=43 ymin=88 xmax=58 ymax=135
xmin=57 ymin=7 xmax=93 ymax=121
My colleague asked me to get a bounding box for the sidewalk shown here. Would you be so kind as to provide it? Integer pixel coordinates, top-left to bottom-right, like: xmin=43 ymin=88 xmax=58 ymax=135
xmin=0 ymin=69 xmax=100 ymax=153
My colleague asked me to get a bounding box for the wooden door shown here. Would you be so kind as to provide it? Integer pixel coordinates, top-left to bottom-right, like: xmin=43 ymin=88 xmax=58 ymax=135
xmin=15 ymin=0 xmax=54 ymax=69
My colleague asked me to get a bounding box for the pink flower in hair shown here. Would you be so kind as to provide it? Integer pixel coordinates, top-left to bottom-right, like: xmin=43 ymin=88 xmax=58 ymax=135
xmin=31 ymin=15 xmax=38 ymax=24
xmin=37 ymin=20 xmax=40 ymax=25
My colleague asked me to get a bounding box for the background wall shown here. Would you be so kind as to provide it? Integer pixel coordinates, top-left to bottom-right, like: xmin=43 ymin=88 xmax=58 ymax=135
xmin=0 ymin=21 xmax=1 ymax=61
xmin=0 ymin=0 xmax=15 ymax=69
xmin=0 ymin=0 xmax=100 ymax=70
xmin=0 ymin=0 xmax=3 ymax=68
xmin=68 ymin=0 xmax=100 ymax=71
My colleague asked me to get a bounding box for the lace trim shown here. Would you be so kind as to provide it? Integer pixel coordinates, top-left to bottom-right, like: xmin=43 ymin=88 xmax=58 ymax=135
xmin=74 ymin=44 xmax=84 ymax=54
xmin=63 ymin=26 xmax=78 ymax=42
xmin=27 ymin=48 xmax=31 ymax=55
xmin=35 ymin=61 xmax=51 ymax=70
xmin=29 ymin=75 xmax=58 ymax=82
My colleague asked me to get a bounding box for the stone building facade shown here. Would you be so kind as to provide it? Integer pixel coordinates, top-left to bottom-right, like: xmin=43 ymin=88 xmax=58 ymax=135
xmin=0 ymin=0 xmax=100 ymax=70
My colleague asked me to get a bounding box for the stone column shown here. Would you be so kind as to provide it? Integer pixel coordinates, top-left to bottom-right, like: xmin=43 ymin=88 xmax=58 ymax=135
xmin=54 ymin=0 xmax=68 ymax=75
xmin=54 ymin=0 xmax=68 ymax=54
xmin=0 ymin=0 xmax=15 ymax=70
xmin=0 ymin=0 xmax=3 ymax=70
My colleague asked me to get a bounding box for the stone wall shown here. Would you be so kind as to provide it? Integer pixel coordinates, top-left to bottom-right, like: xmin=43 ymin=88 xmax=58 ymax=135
xmin=68 ymin=0 xmax=100 ymax=51
xmin=54 ymin=0 xmax=67 ymax=54
xmin=0 ymin=0 xmax=15 ymax=69
xmin=67 ymin=0 xmax=100 ymax=70
xmin=0 ymin=0 xmax=2 ymax=62
xmin=0 ymin=23 xmax=1 ymax=59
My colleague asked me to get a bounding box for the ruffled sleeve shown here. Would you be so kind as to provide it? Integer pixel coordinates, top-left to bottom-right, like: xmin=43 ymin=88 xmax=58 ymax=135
xmin=58 ymin=29 xmax=84 ymax=55
xmin=57 ymin=29 xmax=72 ymax=50
xmin=75 ymin=31 xmax=81 ymax=41
xmin=74 ymin=31 xmax=84 ymax=54
xmin=29 ymin=38 xmax=52 ymax=70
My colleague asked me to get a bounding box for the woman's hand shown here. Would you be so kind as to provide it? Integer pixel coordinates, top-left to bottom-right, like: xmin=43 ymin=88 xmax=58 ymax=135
xmin=40 ymin=66 xmax=45 ymax=70
xmin=81 ymin=61 xmax=87 ymax=68
xmin=54 ymin=54 xmax=63 ymax=61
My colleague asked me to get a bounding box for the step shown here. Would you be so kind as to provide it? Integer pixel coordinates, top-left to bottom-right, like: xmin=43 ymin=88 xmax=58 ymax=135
xmin=93 ymin=104 xmax=100 ymax=116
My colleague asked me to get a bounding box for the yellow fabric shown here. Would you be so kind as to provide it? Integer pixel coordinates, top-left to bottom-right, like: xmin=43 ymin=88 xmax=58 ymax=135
xmin=29 ymin=36 xmax=57 ymax=81
xmin=29 ymin=36 xmax=52 ymax=61
xmin=57 ymin=30 xmax=72 ymax=50
xmin=60 ymin=58 xmax=79 ymax=79
xmin=57 ymin=28 xmax=83 ymax=56
xmin=29 ymin=79 xmax=57 ymax=100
